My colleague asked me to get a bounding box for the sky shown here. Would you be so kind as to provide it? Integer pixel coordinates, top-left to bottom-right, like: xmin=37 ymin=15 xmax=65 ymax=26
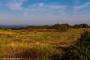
xmin=0 ymin=0 xmax=90 ymax=25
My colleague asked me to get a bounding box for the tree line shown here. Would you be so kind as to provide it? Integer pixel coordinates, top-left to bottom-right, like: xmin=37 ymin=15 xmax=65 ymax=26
xmin=0 ymin=24 xmax=89 ymax=30
xmin=25 ymin=24 xmax=89 ymax=29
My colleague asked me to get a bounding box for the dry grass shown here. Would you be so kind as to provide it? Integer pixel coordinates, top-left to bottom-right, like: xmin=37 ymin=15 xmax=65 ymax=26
xmin=0 ymin=28 xmax=90 ymax=59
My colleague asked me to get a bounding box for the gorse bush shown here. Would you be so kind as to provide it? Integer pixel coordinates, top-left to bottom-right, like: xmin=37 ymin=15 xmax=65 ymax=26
xmin=49 ymin=31 xmax=90 ymax=60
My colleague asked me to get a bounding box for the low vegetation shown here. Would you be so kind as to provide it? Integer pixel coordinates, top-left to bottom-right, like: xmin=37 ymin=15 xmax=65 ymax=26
xmin=0 ymin=24 xmax=90 ymax=60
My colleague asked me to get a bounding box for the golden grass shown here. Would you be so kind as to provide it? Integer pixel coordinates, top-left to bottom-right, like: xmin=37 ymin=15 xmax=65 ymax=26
xmin=0 ymin=28 xmax=90 ymax=59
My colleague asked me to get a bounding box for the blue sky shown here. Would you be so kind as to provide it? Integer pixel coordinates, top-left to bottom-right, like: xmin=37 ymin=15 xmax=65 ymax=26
xmin=0 ymin=0 xmax=90 ymax=25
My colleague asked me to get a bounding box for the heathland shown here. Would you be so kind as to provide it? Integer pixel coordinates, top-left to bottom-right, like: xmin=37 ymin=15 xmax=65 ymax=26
xmin=0 ymin=24 xmax=90 ymax=60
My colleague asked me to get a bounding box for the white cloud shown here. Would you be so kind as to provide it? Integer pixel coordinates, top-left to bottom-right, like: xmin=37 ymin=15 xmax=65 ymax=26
xmin=5 ymin=2 xmax=22 ymax=10
xmin=47 ymin=5 xmax=66 ymax=10
xmin=0 ymin=1 xmax=67 ymax=16
xmin=0 ymin=0 xmax=27 ymax=11
xmin=23 ymin=3 xmax=67 ymax=16
xmin=38 ymin=3 xmax=44 ymax=7
xmin=74 ymin=2 xmax=90 ymax=14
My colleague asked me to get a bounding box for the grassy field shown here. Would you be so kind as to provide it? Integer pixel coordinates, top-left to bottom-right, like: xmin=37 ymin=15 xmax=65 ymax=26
xmin=0 ymin=28 xmax=90 ymax=60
